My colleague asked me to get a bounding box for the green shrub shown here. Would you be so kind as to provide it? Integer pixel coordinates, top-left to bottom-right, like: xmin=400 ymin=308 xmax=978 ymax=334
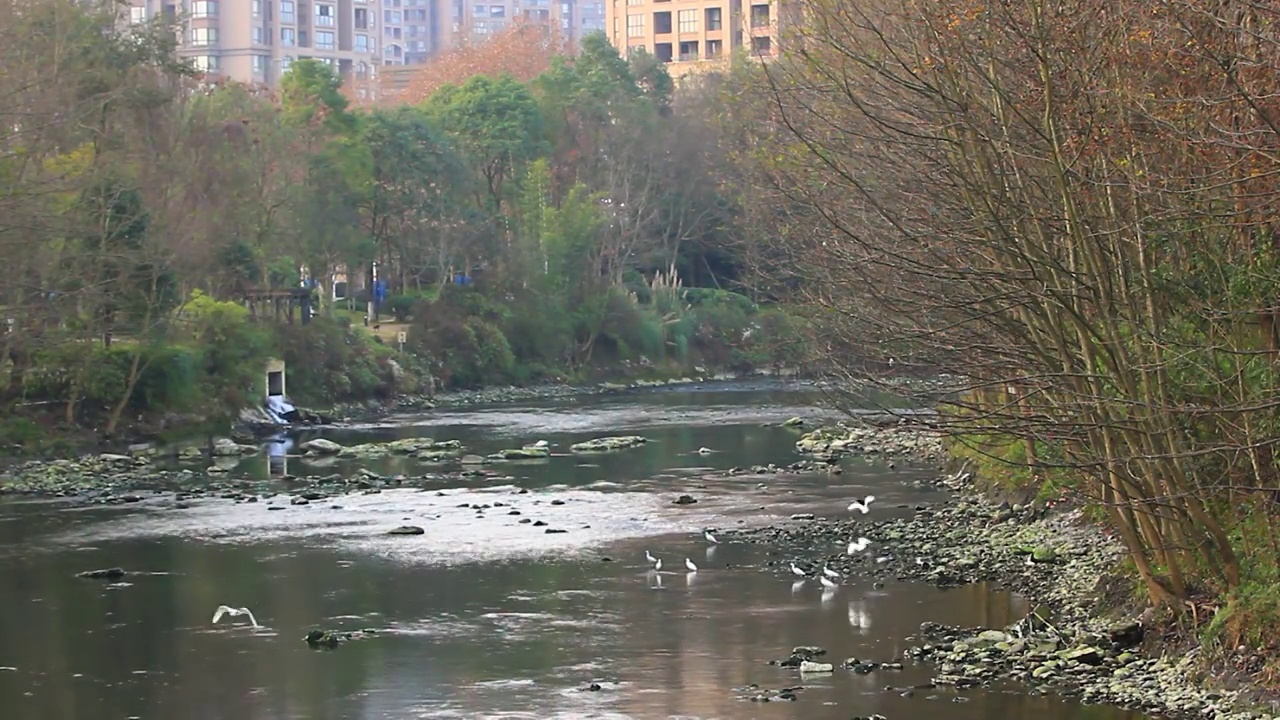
xmin=275 ymin=316 xmax=393 ymax=403
xmin=181 ymin=290 xmax=271 ymax=411
xmin=23 ymin=342 xmax=201 ymax=413
xmin=407 ymin=289 xmax=515 ymax=388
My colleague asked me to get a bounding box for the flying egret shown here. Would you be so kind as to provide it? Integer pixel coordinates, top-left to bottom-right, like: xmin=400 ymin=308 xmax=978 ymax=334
xmin=685 ymin=557 xmax=698 ymax=572
xmin=789 ymin=562 xmax=807 ymax=578
xmin=822 ymin=565 xmax=840 ymax=580
xmin=645 ymin=550 xmax=657 ymax=565
xmin=847 ymin=537 xmax=871 ymax=554
xmin=211 ymin=605 xmax=259 ymax=628
xmin=704 ymin=530 xmax=719 ymax=544
xmin=847 ymin=495 xmax=877 ymax=514
xmin=820 ymin=574 xmax=839 ymax=590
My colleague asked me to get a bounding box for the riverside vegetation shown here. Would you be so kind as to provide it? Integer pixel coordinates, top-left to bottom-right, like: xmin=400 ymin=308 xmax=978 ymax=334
xmin=721 ymin=0 xmax=1280 ymax=707
xmin=0 ymin=0 xmax=800 ymax=455
xmin=730 ymin=421 xmax=1273 ymax=719
xmin=9 ymin=0 xmax=1280 ymax=712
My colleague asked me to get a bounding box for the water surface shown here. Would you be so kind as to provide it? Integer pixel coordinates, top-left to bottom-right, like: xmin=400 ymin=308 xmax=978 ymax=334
xmin=0 ymin=383 xmax=1146 ymax=719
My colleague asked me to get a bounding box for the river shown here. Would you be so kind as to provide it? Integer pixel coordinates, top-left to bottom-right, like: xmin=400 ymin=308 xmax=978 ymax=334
xmin=0 ymin=382 xmax=1147 ymax=719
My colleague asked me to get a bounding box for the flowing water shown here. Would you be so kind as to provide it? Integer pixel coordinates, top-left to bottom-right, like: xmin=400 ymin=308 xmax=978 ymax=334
xmin=0 ymin=382 xmax=1147 ymax=719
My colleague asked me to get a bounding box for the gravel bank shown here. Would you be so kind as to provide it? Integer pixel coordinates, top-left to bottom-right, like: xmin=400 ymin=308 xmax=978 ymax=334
xmin=727 ymin=423 xmax=1276 ymax=720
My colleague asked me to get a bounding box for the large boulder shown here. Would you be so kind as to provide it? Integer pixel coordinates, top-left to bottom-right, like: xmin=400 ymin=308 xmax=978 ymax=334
xmin=212 ymin=437 xmax=256 ymax=456
xmin=490 ymin=445 xmax=551 ymax=460
xmin=339 ymin=438 xmax=463 ymax=458
xmin=570 ymin=436 xmax=648 ymax=453
xmin=301 ymin=438 xmax=344 ymax=456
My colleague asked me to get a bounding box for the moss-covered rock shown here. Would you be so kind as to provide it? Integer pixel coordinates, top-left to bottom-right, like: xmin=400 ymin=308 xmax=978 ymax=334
xmin=570 ymin=436 xmax=647 ymax=452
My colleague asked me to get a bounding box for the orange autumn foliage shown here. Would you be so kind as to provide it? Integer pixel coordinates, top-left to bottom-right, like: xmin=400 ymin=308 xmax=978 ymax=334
xmin=390 ymin=21 xmax=571 ymax=106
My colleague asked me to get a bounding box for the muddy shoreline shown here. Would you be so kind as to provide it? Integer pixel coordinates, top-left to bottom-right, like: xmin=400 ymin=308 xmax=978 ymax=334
xmin=726 ymin=424 xmax=1276 ymax=720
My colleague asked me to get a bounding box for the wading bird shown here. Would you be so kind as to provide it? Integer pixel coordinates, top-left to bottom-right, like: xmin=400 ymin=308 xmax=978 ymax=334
xmin=685 ymin=558 xmax=698 ymax=572
xmin=847 ymin=495 xmax=877 ymax=514
xmin=704 ymin=530 xmax=719 ymax=544
xmin=847 ymin=537 xmax=871 ymax=554
xmin=211 ymin=605 xmax=259 ymax=628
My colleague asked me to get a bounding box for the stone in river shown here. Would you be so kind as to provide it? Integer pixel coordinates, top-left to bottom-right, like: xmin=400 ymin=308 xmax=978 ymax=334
xmin=387 ymin=525 xmax=426 ymax=535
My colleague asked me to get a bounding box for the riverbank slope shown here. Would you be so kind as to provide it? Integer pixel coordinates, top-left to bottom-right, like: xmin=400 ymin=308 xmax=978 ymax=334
xmin=727 ymin=421 xmax=1278 ymax=720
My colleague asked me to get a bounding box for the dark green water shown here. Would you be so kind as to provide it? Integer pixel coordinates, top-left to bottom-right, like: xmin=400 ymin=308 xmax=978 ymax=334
xmin=0 ymin=382 xmax=1145 ymax=719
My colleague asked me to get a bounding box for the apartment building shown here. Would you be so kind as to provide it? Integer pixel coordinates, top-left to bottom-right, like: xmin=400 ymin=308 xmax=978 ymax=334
xmin=438 ymin=0 xmax=605 ymax=52
xmin=123 ymin=0 xmax=607 ymax=89
xmin=603 ymin=0 xmax=780 ymax=77
xmin=126 ymin=0 xmax=383 ymax=88
xmin=379 ymin=0 xmax=437 ymax=65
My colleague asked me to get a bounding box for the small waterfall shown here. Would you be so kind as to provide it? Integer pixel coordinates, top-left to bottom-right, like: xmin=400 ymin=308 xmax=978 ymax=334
xmin=264 ymin=395 xmax=297 ymax=424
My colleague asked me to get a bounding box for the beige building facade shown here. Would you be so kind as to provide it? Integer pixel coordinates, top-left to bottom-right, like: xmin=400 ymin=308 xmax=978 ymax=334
xmin=603 ymin=0 xmax=779 ymax=78
xmin=126 ymin=0 xmax=607 ymax=89
xmin=126 ymin=0 xmax=383 ymax=87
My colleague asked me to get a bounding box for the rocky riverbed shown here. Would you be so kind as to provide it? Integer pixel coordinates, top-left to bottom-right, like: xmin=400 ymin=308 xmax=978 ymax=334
xmin=728 ymin=424 xmax=1276 ymax=720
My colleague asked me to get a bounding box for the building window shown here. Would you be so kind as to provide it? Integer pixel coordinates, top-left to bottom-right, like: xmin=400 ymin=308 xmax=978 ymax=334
xmin=653 ymin=10 xmax=671 ymax=33
xmin=626 ymin=13 xmax=644 ymax=37
xmin=677 ymin=9 xmax=696 ymax=32
xmin=627 ymin=0 xmax=641 ymax=5
xmin=750 ymin=3 xmax=769 ymax=28
xmin=280 ymin=0 xmax=295 ymax=22
xmin=355 ymin=33 xmax=371 ymax=51
xmin=281 ymin=27 xmax=296 ymax=45
xmin=391 ymin=10 xmax=401 ymax=22
xmin=490 ymin=5 xmax=504 ymax=17
xmin=705 ymin=7 xmax=721 ymax=30
xmin=191 ymin=0 xmax=217 ymax=18
xmin=129 ymin=6 xmax=146 ymax=22
xmin=192 ymin=55 xmax=219 ymax=72
xmin=299 ymin=29 xmax=309 ymax=45
xmin=355 ymin=7 xmax=368 ymax=28
xmin=191 ymin=27 xmax=218 ymax=45
xmin=315 ymin=30 xmax=335 ymax=49
xmin=252 ymin=55 xmax=268 ymax=73
xmin=252 ymin=26 xmax=264 ymax=44
xmin=706 ymin=38 xmax=722 ymax=58
xmin=751 ymin=35 xmax=771 ymax=53
xmin=251 ymin=0 xmax=261 ymax=15
xmin=281 ymin=56 xmax=294 ymax=71
xmin=678 ymin=40 xmax=698 ymax=60
xmin=316 ymin=3 xmax=335 ymax=25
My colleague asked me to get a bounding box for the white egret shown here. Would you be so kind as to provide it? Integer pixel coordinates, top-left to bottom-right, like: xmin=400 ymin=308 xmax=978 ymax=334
xmin=645 ymin=550 xmax=657 ymax=564
xmin=820 ymin=575 xmax=839 ymax=590
xmin=697 ymin=447 xmax=714 ymax=455
xmin=847 ymin=495 xmax=877 ymax=514
xmin=211 ymin=605 xmax=259 ymax=628
xmin=847 ymin=537 xmax=871 ymax=554
xmin=789 ymin=562 xmax=807 ymax=578
xmin=822 ymin=565 xmax=840 ymax=580
xmin=685 ymin=557 xmax=698 ymax=572
xmin=704 ymin=530 xmax=719 ymax=544
xmin=654 ymin=558 xmax=662 ymax=571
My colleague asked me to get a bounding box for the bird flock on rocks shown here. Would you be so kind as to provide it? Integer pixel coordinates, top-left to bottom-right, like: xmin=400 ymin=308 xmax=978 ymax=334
xmin=216 ymin=495 xmax=886 ymax=637
xmin=643 ymin=491 xmax=882 ymax=603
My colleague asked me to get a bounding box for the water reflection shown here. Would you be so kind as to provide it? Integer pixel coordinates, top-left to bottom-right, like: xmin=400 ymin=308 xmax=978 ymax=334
xmin=0 ymin=385 xmax=1152 ymax=720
